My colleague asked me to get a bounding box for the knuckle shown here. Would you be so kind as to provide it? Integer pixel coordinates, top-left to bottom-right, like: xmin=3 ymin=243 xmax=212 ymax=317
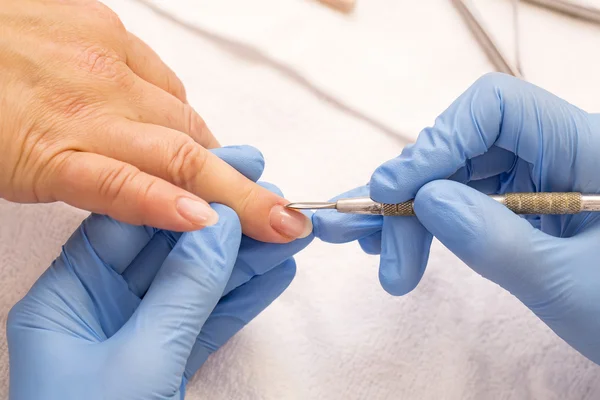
xmin=75 ymin=45 xmax=125 ymax=78
xmin=38 ymin=150 xmax=77 ymax=202
xmin=79 ymin=47 xmax=133 ymax=91
xmin=90 ymin=2 xmax=127 ymax=33
xmin=167 ymin=137 xmax=207 ymax=188
xmin=236 ymin=184 xmax=260 ymax=214
xmin=96 ymin=163 xmax=140 ymax=204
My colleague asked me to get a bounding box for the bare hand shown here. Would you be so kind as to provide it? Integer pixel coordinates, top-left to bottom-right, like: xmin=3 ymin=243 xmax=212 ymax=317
xmin=0 ymin=0 xmax=311 ymax=242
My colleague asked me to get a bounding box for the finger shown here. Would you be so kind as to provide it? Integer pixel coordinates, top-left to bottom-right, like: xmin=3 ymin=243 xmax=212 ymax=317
xmin=414 ymin=180 xmax=560 ymax=304
xmin=359 ymin=232 xmax=382 ymax=255
xmin=89 ymin=121 xmax=312 ymax=243
xmin=223 ymin=233 xmax=312 ymax=296
xmin=81 ymin=214 xmax=156 ymax=274
xmin=184 ymin=259 xmax=297 ymax=380
xmin=60 ymin=215 xmax=150 ymax=337
xmin=466 ymin=176 xmax=501 ymax=194
xmin=313 ymin=185 xmax=381 ymax=244
xmin=117 ymin=205 xmax=241 ymax=372
xmin=47 ymin=152 xmax=218 ymax=232
xmin=126 ymin=76 xmax=220 ymax=149
xmin=370 ymin=73 xmax=590 ymax=204
xmin=122 ymin=230 xmax=177 ymax=298
xmin=211 ymin=146 xmax=265 ymax=183
xmin=379 ymin=217 xmax=433 ymax=296
xmin=121 ymin=146 xmax=268 ymax=296
xmin=126 ymin=32 xmax=187 ymax=102
xmin=448 ymin=146 xmax=516 ymax=184
xmin=222 ymin=179 xmax=312 ymax=296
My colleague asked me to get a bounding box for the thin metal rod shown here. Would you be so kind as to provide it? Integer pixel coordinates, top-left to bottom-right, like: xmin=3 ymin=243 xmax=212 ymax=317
xmin=451 ymin=0 xmax=523 ymax=79
xmin=285 ymin=202 xmax=336 ymax=210
xmin=523 ymin=0 xmax=600 ymax=25
xmin=287 ymin=193 xmax=600 ymax=216
xmin=513 ymin=0 xmax=523 ymax=77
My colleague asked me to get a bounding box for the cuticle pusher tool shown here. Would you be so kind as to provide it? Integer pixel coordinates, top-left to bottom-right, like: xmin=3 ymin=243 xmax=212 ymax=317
xmin=286 ymin=193 xmax=600 ymax=216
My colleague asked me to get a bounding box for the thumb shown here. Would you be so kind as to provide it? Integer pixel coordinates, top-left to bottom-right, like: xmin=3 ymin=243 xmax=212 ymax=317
xmin=414 ymin=180 xmax=560 ymax=303
xmin=116 ymin=204 xmax=241 ymax=379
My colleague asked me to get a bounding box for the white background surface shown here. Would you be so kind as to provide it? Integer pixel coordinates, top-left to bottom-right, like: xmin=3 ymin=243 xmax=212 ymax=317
xmin=1 ymin=0 xmax=600 ymax=399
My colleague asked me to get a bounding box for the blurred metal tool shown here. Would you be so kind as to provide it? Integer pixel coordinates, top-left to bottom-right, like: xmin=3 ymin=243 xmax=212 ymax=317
xmin=287 ymin=192 xmax=600 ymax=216
xmin=512 ymin=0 xmax=523 ymax=76
xmin=523 ymin=0 xmax=600 ymax=25
xmin=317 ymin=0 xmax=356 ymax=13
xmin=451 ymin=0 xmax=523 ymax=79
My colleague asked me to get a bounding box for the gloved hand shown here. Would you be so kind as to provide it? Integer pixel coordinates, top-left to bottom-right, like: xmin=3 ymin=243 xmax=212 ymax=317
xmin=313 ymin=73 xmax=600 ymax=364
xmin=7 ymin=146 xmax=314 ymax=400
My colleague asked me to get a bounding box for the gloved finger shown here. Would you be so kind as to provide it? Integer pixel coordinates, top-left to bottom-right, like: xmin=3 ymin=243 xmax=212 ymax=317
xmin=76 ymin=214 xmax=157 ymax=275
xmin=379 ymin=217 xmax=433 ymax=296
xmin=211 ymin=145 xmax=265 ymax=183
xmin=466 ymin=176 xmax=501 ymax=194
xmin=313 ymin=185 xmax=382 ymax=244
xmin=117 ymin=205 xmax=241 ymax=374
xmin=448 ymin=146 xmax=516 ymax=184
xmin=50 ymin=224 xmax=143 ymax=339
xmin=223 ymin=234 xmax=312 ymax=296
xmin=122 ymin=230 xmax=178 ymax=298
xmin=359 ymin=232 xmax=382 ymax=255
xmin=183 ymin=259 xmax=297 ymax=379
xmin=414 ymin=180 xmax=559 ymax=304
xmin=370 ymin=73 xmax=588 ymax=204
xmin=258 ymin=181 xmax=284 ymax=197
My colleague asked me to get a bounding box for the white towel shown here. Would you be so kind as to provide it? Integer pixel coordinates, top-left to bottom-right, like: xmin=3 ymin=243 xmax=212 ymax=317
xmin=0 ymin=0 xmax=599 ymax=398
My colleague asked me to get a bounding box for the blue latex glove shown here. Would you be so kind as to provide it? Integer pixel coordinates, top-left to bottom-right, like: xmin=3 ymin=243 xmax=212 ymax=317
xmin=314 ymin=73 xmax=600 ymax=364
xmin=7 ymin=145 xmax=314 ymax=400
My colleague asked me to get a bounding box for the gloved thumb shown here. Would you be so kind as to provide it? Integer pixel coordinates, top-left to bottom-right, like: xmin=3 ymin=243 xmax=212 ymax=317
xmin=114 ymin=204 xmax=241 ymax=388
xmin=414 ymin=180 xmax=560 ymax=304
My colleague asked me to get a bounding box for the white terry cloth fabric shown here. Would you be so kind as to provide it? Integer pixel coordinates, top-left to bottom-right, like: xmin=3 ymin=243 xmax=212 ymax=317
xmin=0 ymin=0 xmax=599 ymax=399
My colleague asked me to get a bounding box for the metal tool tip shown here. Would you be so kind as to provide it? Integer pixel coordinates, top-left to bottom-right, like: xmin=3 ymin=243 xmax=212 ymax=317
xmin=285 ymin=202 xmax=337 ymax=210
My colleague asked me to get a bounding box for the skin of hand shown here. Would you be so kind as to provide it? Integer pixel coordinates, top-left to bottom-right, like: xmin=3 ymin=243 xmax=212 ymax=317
xmin=0 ymin=0 xmax=311 ymax=243
xmin=7 ymin=146 xmax=314 ymax=400
xmin=313 ymin=73 xmax=600 ymax=364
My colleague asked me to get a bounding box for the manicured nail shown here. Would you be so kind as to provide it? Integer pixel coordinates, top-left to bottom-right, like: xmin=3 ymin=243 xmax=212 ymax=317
xmin=269 ymin=205 xmax=313 ymax=239
xmin=176 ymin=197 xmax=219 ymax=227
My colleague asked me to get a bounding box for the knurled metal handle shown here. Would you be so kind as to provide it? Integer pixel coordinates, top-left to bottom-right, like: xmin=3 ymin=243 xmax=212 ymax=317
xmin=380 ymin=192 xmax=583 ymax=216
xmin=382 ymin=202 xmax=415 ymax=216
xmin=503 ymin=192 xmax=582 ymax=215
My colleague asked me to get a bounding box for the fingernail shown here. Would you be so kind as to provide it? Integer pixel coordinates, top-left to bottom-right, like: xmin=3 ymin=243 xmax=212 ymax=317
xmin=269 ymin=205 xmax=313 ymax=239
xmin=176 ymin=197 xmax=219 ymax=227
